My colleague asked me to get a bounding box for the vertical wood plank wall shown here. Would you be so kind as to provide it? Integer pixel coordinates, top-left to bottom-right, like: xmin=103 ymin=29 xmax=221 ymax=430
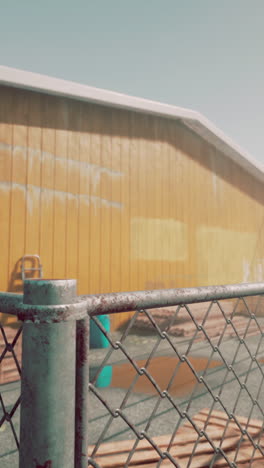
xmin=1 ymin=85 xmax=264 ymax=329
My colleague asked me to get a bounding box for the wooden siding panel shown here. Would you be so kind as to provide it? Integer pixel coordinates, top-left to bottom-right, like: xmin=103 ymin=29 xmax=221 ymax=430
xmin=25 ymin=92 xmax=42 ymax=261
xmin=100 ymin=108 xmax=112 ymax=293
xmin=137 ymin=115 xmax=147 ymax=291
xmin=89 ymin=106 xmax=102 ymax=294
xmin=78 ymin=103 xmax=91 ymax=294
xmin=110 ymin=110 xmax=121 ymax=294
xmin=129 ymin=113 xmax=139 ymax=291
xmin=119 ymin=111 xmax=131 ymax=292
xmin=8 ymin=89 xmax=28 ymax=292
xmin=0 ymin=88 xmax=13 ymax=293
xmin=65 ymin=102 xmax=80 ymax=280
xmin=114 ymin=110 xmax=134 ymax=329
xmin=172 ymin=124 xmax=184 ymax=287
xmin=39 ymin=95 xmax=55 ymax=279
xmin=52 ymin=98 xmax=68 ymax=279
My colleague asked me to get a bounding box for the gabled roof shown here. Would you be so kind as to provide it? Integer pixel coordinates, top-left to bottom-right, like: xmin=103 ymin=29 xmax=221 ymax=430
xmin=1 ymin=65 xmax=263 ymax=182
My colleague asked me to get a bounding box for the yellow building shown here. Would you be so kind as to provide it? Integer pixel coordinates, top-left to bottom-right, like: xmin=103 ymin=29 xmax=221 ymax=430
xmin=1 ymin=66 xmax=264 ymax=329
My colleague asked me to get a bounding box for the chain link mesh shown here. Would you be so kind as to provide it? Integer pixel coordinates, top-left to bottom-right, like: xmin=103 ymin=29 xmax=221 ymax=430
xmin=1 ymin=287 xmax=264 ymax=467
xmin=0 ymin=323 xmax=22 ymax=453
xmin=88 ymin=295 xmax=264 ymax=467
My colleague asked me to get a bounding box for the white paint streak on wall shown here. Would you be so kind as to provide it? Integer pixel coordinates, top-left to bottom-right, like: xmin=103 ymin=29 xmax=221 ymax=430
xmin=27 ymin=148 xmax=41 ymax=174
xmin=0 ymin=142 xmax=123 ymax=194
xmin=26 ymin=185 xmax=41 ymax=216
xmin=0 ymin=142 xmax=10 ymax=151
xmin=100 ymin=197 xmax=122 ymax=209
xmin=131 ymin=218 xmax=188 ymax=261
xmin=0 ymin=140 xmax=124 ymax=210
xmin=0 ymin=181 xmax=122 ymax=211
xmin=79 ymin=194 xmax=90 ymax=207
xmin=212 ymin=172 xmax=217 ymax=195
xmin=13 ymin=145 xmax=27 ymax=164
xmin=210 ymin=152 xmax=219 ymax=196
xmin=12 ymin=183 xmax=26 ymax=194
xmin=65 ymin=191 xmax=79 ymax=202
xmin=41 ymin=150 xmax=54 ymax=167
xmin=243 ymin=259 xmax=250 ymax=283
xmin=0 ymin=181 xmax=10 ymax=192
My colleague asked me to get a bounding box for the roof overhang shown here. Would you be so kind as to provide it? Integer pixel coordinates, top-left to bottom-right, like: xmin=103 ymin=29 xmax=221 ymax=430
xmin=1 ymin=65 xmax=263 ymax=183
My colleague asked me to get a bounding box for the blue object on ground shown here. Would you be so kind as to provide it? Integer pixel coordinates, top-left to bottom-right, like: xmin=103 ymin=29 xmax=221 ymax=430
xmin=90 ymin=315 xmax=112 ymax=387
xmin=90 ymin=315 xmax=110 ymax=349
xmin=90 ymin=365 xmax=113 ymax=388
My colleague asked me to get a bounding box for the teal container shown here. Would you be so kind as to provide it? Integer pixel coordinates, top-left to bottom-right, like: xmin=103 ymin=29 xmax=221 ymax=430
xmin=90 ymin=315 xmax=110 ymax=349
xmin=90 ymin=365 xmax=113 ymax=388
xmin=90 ymin=315 xmax=112 ymax=388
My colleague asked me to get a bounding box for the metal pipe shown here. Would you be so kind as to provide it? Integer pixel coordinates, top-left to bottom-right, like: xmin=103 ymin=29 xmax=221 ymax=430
xmin=19 ymin=279 xmax=77 ymax=468
xmin=0 ymin=292 xmax=23 ymax=315
xmin=75 ymin=316 xmax=90 ymax=468
xmin=2 ymin=282 xmax=264 ymax=318
xmin=83 ymin=282 xmax=264 ymax=316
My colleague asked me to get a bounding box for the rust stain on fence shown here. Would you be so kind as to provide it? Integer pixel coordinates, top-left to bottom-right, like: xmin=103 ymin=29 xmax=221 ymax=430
xmin=111 ymin=355 xmax=222 ymax=396
xmin=35 ymin=460 xmax=52 ymax=468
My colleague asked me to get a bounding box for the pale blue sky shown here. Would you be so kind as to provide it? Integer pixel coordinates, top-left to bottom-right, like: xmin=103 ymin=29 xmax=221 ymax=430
xmin=1 ymin=0 xmax=263 ymax=163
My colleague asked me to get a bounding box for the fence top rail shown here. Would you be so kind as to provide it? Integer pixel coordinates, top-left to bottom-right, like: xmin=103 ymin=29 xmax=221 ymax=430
xmin=1 ymin=282 xmax=264 ymax=318
xmin=83 ymin=282 xmax=264 ymax=316
xmin=0 ymin=292 xmax=24 ymax=315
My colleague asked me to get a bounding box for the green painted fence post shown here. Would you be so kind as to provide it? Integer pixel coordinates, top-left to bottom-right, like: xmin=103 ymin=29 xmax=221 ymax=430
xmin=19 ymin=279 xmax=88 ymax=468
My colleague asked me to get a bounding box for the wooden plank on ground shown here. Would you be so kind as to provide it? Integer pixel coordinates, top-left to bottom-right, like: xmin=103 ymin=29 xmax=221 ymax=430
xmin=200 ymin=408 xmax=263 ymax=429
xmin=213 ymin=446 xmax=263 ymax=466
xmin=89 ymin=426 xmax=236 ymax=458
xmin=94 ymin=433 xmax=240 ymax=467
xmin=89 ymin=408 xmax=264 ymax=467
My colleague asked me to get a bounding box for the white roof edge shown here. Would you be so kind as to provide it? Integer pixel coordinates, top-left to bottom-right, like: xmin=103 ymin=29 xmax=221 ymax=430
xmin=1 ymin=65 xmax=263 ymax=182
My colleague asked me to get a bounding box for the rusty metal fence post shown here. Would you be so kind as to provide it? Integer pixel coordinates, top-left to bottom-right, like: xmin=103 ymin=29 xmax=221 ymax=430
xmin=16 ymin=279 xmax=88 ymax=468
xmin=19 ymin=279 xmax=75 ymax=467
xmin=75 ymin=316 xmax=90 ymax=468
xmin=0 ymin=278 xmax=89 ymax=467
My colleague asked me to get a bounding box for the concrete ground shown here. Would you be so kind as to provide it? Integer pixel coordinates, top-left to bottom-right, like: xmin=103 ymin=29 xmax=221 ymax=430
xmin=1 ymin=325 xmax=264 ymax=467
xmin=89 ymin=329 xmax=264 ymax=444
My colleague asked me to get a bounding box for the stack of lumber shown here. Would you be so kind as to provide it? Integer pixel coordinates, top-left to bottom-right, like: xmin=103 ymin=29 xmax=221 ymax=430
xmin=134 ymin=302 xmax=260 ymax=341
xmin=0 ymin=326 xmax=22 ymax=385
xmin=88 ymin=408 xmax=264 ymax=467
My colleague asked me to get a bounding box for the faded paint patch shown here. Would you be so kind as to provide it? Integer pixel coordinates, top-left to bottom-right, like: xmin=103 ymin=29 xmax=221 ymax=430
xmin=131 ymin=218 xmax=188 ymax=261
xmin=197 ymin=226 xmax=257 ymax=285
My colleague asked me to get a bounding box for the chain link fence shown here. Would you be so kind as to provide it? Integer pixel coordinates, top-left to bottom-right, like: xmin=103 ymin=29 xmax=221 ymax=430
xmin=0 ymin=281 xmax=264 ymax=467
xmin=87 ymin=286 xmax=264 ymax=467
xmin=0 ymin=322 xmax=22 ymax=456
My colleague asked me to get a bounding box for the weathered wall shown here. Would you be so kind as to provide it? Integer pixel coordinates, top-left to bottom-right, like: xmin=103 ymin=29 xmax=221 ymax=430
xmin=1 ymin=85 xmax=264 ymax=329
